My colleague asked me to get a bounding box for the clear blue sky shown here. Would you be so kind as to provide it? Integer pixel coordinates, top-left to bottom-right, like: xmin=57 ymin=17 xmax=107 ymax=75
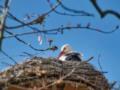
xmin=0 ymin=0 xmax=120 ymax=83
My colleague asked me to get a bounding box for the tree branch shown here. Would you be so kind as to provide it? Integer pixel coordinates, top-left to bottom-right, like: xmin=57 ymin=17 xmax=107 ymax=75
xmin=46 ymin=0 xmax=94 ymax=17
xmin=90 ymin=0 xmax=120 ymax=19
xmin=4 ymin=24 xmax=119 ymax=39
xmin=0 ymin=50 xmax=17 ymax=64
xmin=0 ymin=0 xmax=11 ymax=50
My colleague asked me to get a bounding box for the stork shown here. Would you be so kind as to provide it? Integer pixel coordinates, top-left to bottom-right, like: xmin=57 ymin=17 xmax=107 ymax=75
xmin=57 ymin=44 xmax=83 ymax=61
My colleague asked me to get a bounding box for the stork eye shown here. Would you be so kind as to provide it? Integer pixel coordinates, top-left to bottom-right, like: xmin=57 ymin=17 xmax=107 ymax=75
xmin=64 ymin=47 xmax=66 ymax=50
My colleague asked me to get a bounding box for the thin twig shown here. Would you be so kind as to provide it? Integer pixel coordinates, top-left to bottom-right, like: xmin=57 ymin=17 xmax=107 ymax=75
xmin=0 ymin=50 xmax=18 ymax=64
xmin=46 ymin=0 xmax=94 ymax=17
xmin=1 ymin=61 xmax=13 ymax=67
xmin=98 ymin=54 xmax=103 ymax=72
xmin=90 ymin=0 xmax=120 ymax=19
xmin=59 ymin=0 xmax=94 ymax=17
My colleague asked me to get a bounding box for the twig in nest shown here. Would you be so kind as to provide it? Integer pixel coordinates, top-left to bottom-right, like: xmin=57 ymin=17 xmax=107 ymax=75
xmin=98 ymin=54 xmax=103 ymax=72
xmin=39 ymin=57 xmax=95 ymax=90
xmin=39 ymin=68 xmax=75 ymax=90
xmin=7 ymin=84 xmax=27 ymax=90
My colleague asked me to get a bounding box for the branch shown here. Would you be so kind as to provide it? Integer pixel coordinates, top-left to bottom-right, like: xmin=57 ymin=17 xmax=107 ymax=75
xmin=59 ymin=0 xmax=94 ymax=17
xmin=22 ymin=52 xmax=34 ymax=57
xmin=5 ymin=30 xmax=50 ymax=51
xmin=109 ymin=81 xmax=117 ymax=89
xmin=7 ymin=12 xmax=45 ymax=30
xmin=51 ymin=8 xmax=88 ymax=17
xmin=0 ymin=0 xmax=11 ymax=50
xmin=4 ymin=24 xmax=119 ymax=39
xmin=0 ymin=50 xmax=17 ymax=64
xmin=1 ymin=61 xmax=13 ymax=67
xmin=97 ymin=54 xmax=103 ymax=72
xmin=5 ymin=30 xmax=58 ymax=52
xmin=46 ymin=0 xmax=93 ymax=17
xmin=90 ymin=0 xmax=120 ymax=19
xmin=4 ymin=0 xmax=61 ymax=30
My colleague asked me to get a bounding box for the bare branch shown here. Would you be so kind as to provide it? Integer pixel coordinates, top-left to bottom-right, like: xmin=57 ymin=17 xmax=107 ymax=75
xmin=1 ymin=61 xmax=13 ymax=67
xmin=4 ymin=24 xmax=119 ymax=39
xmin=0 ymin=50 xmax=17 ymax=64
xmin=98 ymin=54 xmax=103 ymax=72
xmin=59 ymin=0 xmax=94 ymax=17
xmin=46 ymin=0 xmax=94 ymax=17
xmin=4 ymin=0 xmax=61 ymax=30
xmin=90 ymin=0 xmax=120 ymax=19
xmin=0 ymin=0 xmax=11 ymax=50
xmin=5 ymin=30 xmax=52 ymax=52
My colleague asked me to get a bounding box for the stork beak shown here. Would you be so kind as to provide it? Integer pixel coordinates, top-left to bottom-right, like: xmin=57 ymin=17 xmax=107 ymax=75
xmin=57 ymin=51 xmax=64 ymax=59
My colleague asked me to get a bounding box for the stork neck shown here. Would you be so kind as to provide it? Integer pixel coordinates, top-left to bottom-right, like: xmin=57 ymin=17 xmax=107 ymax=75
xmin=57 ymin=51 xmax=65 ymax=59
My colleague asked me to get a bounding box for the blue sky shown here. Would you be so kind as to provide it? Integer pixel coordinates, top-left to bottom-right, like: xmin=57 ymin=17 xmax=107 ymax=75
xmin=0 ymin=0 xmax=120 ymax=83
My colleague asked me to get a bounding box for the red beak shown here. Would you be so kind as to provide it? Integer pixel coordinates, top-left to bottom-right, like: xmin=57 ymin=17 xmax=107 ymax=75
xmin=57 ymin=51 xmax=64 ymax=59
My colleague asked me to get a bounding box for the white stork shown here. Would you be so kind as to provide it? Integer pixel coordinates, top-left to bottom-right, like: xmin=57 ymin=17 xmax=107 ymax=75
xmin=57 ymin=44 xmax=83 ymax=61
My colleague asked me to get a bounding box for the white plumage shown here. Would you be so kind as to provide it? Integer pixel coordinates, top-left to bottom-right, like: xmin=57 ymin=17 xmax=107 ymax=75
xmin=57 ymin=44 xmax=83 ymax=61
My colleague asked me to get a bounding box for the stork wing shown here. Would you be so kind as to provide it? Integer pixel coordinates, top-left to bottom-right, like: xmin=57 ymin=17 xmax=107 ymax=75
xmin=65 ymin=52 xmax=82 ymax=61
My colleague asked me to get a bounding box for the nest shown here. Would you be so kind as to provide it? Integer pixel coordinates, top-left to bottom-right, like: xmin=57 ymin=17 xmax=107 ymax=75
xmin=0 ymin=57 xmax=110 ymax=90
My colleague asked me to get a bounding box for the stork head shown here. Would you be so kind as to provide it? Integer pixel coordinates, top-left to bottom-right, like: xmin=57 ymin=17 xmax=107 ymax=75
xmin=57 ymin=44 xmax=72 ymax=59
xmin=60 ymin=44 xmax=72 ymax=54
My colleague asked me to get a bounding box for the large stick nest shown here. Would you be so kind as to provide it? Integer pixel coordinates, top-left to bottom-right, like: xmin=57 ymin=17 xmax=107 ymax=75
xmin=0 ymin=57 xmax=110 ymax=90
